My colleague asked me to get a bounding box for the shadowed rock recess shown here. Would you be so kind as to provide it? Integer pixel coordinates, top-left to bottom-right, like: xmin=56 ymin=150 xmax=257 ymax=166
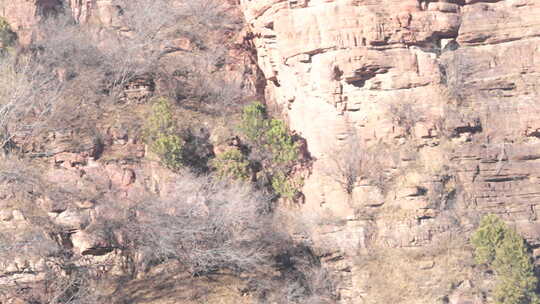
xmin=1 ymin=0 xmax=540 ymax=303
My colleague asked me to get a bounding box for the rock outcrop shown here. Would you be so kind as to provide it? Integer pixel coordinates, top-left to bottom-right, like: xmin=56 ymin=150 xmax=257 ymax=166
xmin=0 ymin=0 xmax=63 ymax=43
xmin=2 ymin=0 xmax=540 ymax=303
xmin=240 ymin=0 xmax=540 ymax=302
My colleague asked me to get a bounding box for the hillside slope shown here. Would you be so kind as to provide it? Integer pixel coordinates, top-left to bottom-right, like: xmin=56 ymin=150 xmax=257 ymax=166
xmin=1 ymin=0 xmax=540 ymax=303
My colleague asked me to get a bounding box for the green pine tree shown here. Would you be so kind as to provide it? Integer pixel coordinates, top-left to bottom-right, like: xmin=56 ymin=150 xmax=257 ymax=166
xmin=471 ymin=214 xmax=540 ymax=304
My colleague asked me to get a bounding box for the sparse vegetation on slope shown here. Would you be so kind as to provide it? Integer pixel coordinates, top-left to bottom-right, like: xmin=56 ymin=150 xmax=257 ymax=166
xmin=0 ymin=2 xmax=329 ymax=304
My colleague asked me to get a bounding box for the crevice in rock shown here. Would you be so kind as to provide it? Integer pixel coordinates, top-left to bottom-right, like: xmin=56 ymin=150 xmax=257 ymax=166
xmin=240 ymin=31 xmax=268 ymax=102
xmin=82 ymin=247 xmax=115 ymax=256
xmin=484 ymin=175 xmax=528 ymax=182
xmin=454 ymin=123 xmax=482 ymax=135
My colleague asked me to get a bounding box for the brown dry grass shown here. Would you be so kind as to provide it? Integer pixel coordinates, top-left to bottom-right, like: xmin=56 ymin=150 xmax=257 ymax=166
xmin=355 ymin=232 xmax=478 ymax=304
xmin=107 ymin=270 xmax=252 ymax=304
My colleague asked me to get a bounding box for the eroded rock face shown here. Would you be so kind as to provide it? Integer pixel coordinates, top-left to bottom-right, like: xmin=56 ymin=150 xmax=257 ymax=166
xmin=240 ymin=0 xmax=540 ymax=302
xmin=0 ymin=0 xmax=63 ymax=43
xmin=2 ymin=0 xmax=539 ymax=302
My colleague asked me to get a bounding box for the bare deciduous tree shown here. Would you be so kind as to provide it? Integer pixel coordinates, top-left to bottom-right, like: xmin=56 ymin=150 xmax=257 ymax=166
xmin=117 ymin=172 xmax=277 ymax=275
xmin=0 ymin=0 xmax=242 ymax=153
xmin=32 ymin=0 xmax=241 ymax=106
xmin=324 ymin=129 xmax=388 ymax=195
xmin=0 ymin=54 xmax=63 ymax=149
xmin=325 ymin=131 xmax=364 ymax=194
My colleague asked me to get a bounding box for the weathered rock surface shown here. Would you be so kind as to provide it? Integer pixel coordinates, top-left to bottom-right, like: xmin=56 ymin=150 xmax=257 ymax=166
xmin=0 ymin=0 xmax=62 ymax=43
xmin=240 ymin=0 xmax=540 ymax=302
xmin=2 ymin=0 xmax=540 ymax=303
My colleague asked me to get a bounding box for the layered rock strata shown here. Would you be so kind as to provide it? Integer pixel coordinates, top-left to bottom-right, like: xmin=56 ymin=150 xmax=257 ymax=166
xmin=240 ymin=0 xmax=540 ymax=302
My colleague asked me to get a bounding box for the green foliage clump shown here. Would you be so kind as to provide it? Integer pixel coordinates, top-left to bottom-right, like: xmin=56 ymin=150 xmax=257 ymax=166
xmin=471 ymin=214 xmax=539 ymax=304
xmin=270 ymin=172 xmax=303 ymax=200
xmin=239 ymin=102 xmax=299 ymax=164
xmin=212 ymin=149 xmax=251 ymax=181
xmin=239 ymin=101 xmax=267 ymax=143
xmin=493 ymin=230 xmax=539 ymax=304
xmin=237 ymin=101 xmax=302 ymax=200
xmin=265 ymin=119 xmax=298 ymax=165
xmin=0 ymin=18 xmax=17 ymax=48
xmin=144 ymin=98 xmax=184 ymax=171
xmin=471 ymin=214 xmax=508 ymax=265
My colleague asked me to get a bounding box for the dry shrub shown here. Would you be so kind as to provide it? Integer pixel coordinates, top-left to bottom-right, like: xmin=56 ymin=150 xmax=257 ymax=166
xmin=388 ymin=101 xmax=427 ymax=137
xmin=439 ymin=50 xmax=476 ymax=103
xmin=0 ymin=0 xmax=242 ymax=152
xmin=123 ymin=173 xmax=277 ymax=275
xmin=0 ymin=53 xmax=64 ymax=149
xmin=324 ymin=131 xmax=391 ymax=195
xmin=250 ymin=245 xmax=339 ymax=304
xmin=0 ymin=161 xmax=337 ymax=303
xmin=34 ymin=0 xmax=240 ymax=104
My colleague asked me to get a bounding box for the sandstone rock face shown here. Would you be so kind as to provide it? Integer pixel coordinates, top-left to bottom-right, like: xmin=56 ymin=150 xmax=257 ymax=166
xmin=240 ymin=0 xmax=540 ymax=302
xmin=1 ymin=0 xmax=123 ymax=44
xmin=0 ymin=0 xmax=62 ymax=43
xmin=1 ymin=0 xmax=539 ymax=302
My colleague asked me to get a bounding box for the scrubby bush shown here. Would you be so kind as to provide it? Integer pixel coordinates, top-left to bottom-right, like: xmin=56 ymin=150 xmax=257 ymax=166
xmin=0 ymin=53 xmax=64 ymax=150
xmin=440 ymin=50 xmax=475 ymax=103
xmin=144 ymin=98 xmax=184 ymax=170
xmin=471 ymin=214 xmax=508 ymax=265
xmin=237 ymin=102 xmax=302 ymax=200
xmin=153 ymin=133 xmax=184 ymax=171
xmin=323 ymin=128 xmax=390 ymax=196
xmin=239 ymin=102 xmax=299 ymax=164
xmin=0 ymin=0 xmax=241 ymax=155
xmin=388 ymin=101 xmax=424 ymax=137
xmin=325 ymin=131 xmax=363 ymax=194
xmin=122 ymin=172 xmax=277 ymax=275
xmin=31 ymin=0 xmax=241 ymax=107
xmin=239 ymin=101 xmax=268 ymax=143
xmin=179 ymin=128 xmax=214 ymax=173
xmin=270 ymin=172 xmax=304 ymax=201
xmin=0 ymin=157 xmax=332 ymax=304
xmin=471 ymin=214 xmax=539 ymax=304
xmin=492 ymin=229 xmax=539 ymax=304
xmin=265 ymin=118 xmax=299 ymax=165
xmin=212 ymin=149 xmax=251 ymax=180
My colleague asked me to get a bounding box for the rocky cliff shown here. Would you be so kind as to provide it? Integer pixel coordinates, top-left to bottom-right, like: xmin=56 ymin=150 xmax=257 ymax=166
xmin=240 ymin=0 xmax=540 ymax=303
xmin=1 ymin=0 xmax=540 ymax=303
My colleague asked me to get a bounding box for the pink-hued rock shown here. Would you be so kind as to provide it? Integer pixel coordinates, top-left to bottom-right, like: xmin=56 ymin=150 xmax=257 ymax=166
xmin=1 ymin=0 xmax=539 ymax=302
xmin=106 ymin=164 xmax=136 ymax=188
xmin=54 ymin=152 xmax=87 ymax=168
xmin=0 ymin=0 xmax=62 ymax=44
xmin=49 ymin=208 xmax=90 ymax=230
xmin=240 ymin=0 xmax=540 ymax=302
xmin=71 ymin=230 xmax=112 ymax=255
xmin=0 ymin=209 xmax=13 ymax=222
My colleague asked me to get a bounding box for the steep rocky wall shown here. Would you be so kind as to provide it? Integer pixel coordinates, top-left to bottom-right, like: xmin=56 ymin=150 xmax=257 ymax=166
xmin=0 ymin=0 xmax=139 ymax=41
xmin=2 ymin=0 xmax=540 ymax=303
xmin=240 ymin=0 xmax=540 ymax=303
xmin=0 ymin=0 xmax=63 ymax=43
